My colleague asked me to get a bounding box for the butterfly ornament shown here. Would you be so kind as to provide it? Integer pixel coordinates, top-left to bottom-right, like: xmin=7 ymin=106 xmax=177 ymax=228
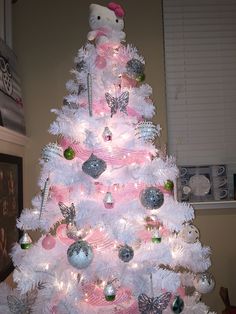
xmin=138 ymin=292 xmax=172 ymax=314
xmin=7 ymin=290 xmax=37 ymax=314
xmin=105 ymin=91 xmax=129 ymax=117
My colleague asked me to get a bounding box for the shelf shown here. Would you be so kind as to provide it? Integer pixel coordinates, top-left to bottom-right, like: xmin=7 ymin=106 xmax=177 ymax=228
xmin=191 ymin=200 xmax=236 ymax=210
xmin=0 ymin=126 xmax=28 ymax=146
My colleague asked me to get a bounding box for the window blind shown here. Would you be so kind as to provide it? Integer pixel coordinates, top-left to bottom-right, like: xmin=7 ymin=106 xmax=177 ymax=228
xmin=163 ymin=0 xmax=236 ymax=195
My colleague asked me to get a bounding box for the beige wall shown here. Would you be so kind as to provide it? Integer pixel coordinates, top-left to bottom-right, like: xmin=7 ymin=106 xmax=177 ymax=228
xmin=11 ymin=0 xmax=236 ymax=313
xmin=12 ymin=0 xmax=166 ymax=207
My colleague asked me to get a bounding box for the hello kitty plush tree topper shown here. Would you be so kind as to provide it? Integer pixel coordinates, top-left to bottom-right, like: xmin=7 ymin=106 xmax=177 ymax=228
xmin=87 ymin=2 xmax=126 ymax=49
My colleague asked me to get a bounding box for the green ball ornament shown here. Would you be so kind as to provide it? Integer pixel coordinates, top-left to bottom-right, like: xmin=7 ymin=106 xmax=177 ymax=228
xmin=171 ymin=296 xmax=184 ymax=313
xmin=137 ymin=73 xmax=145 ymax=82
xmin=164 ymin=180 xmax=174 ymax=191
xmin=64 ymin=147 xmax=75 ymax=160
xmin=152 ymin=236 xmax=162 ymax=243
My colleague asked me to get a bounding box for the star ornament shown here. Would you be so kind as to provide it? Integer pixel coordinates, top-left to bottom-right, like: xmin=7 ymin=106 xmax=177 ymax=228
xmin=105 ymin=91 xmax=129 ymax=117
xmin=138 ymin=292 xmax=172 ymax=314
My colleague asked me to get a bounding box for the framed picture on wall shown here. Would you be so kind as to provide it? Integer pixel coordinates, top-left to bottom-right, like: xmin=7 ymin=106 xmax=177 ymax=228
xmin=0 ymin=153 xmax=23 ymax=281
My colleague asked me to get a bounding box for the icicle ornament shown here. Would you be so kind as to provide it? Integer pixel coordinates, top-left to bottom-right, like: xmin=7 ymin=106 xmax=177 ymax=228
xmin=87 ymin=73 xmax=93 ymax=116
xmin=39 ymin=177 xmax=50 ymax=220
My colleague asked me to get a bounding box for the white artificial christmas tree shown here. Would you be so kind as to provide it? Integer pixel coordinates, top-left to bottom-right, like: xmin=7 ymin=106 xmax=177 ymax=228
xmin=0 ymin=3 xmax=216 ymax=313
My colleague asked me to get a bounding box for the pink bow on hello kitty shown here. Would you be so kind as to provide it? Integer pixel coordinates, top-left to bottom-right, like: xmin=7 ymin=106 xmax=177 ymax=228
xmin=108 ymin=2 xmax=125 ymax=18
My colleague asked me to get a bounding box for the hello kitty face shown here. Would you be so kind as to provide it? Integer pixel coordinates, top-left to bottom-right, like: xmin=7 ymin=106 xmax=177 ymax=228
xmin=89 ymin=4 xmax=124 ymax=32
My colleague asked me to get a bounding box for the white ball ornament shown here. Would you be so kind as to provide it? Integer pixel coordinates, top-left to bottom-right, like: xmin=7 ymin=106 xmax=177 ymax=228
xmin=67 ymin=240 xmax=93 ymax=269
xmin=193 ymin=273 xmax=215 ymax=294
xmin=178 ymin=224 xmax=200 ymax=243
xmin=41 ymin=143 xmax=63 ymax=162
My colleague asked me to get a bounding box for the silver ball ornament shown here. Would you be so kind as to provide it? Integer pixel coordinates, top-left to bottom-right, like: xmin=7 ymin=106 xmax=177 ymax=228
xmin=126 ymin=58 xmax=144 ymax=80
xmin=67 ymin=240 xmax=93 ymax=269
xmin=178 ymin=224 xmax=200 ymax=243
xmin=118 ymin=244 xmax=134 ymax=262
xmin=140 ymin=187 xmax=164 ymax=209
xmin=193 ymin=272 xmax=215 ymax=294
xmin=76 ymin=60 xmax=86 ymax=72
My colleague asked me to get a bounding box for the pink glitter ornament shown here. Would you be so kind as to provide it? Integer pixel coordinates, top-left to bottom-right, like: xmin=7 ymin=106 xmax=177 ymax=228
xmin=51 ymin=306 xmax=57 ymax=314
xmin=42 ymin=234 xmax=56 ymax=250
xmin=103 ymin=192 xmax=115 ymax=208
xmin=121 ymin=74 xmax=138 ymax=89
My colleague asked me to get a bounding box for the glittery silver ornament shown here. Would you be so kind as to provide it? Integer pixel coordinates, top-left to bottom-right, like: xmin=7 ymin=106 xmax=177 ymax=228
xmin=193 ymin=272 xmax=215 ymax=294
xmin=66 ymin=223 xmax=89 ymax=241
xmin=126 ymin=59 xmax=145 ymax=80
xmin=7 ymin=295 xmax=33 ymax=314
xmin=138 ymin=292 xmax=172 ymax=314
xmin=102 ymin=127 xmax=112 ymax=141
xmin=118 ymin=244 xmax=134 ymax=262
xmin=78 ymin=84 xmax=85 ymax=95
xmin=135 ymin=121 xmax=161 ymax=143
xmin=178 ymin=224 xmax=200 ymax=243
xmin=41 ymin=143 xmax=63 ymax=162
xmin=59 ymin=202 xmax=87 ymax=240
xmin=105 ymin=91 xmax=129 ymax=117
xmin=0 ymin=56 xmax=13 ymax=95
xmin=171 ymin=296 xmax=184 ymax=313
xmin=39 ymin=177 xmax=50 ymax=220
xmin=76 ymin=60 xmax=86 ymax=72
xmin=103 ymin=192 xmax=115 ymax=209
xmin=104 ymin=282 xmax=116 ymax=301
xmin=87 ymin=73 xmax=93 ymax=116
xmin=140 ymin=187 xmax=164 ymax=209
xmin=82 ymin=153 xmax=107 ymax=179
xmin=19 ymin=232 xmax=32 ymax=249
xmin=67 ymin=240 xmax=93 ymax=269
xmin=59 ymin=202 xmax=76 ymax=224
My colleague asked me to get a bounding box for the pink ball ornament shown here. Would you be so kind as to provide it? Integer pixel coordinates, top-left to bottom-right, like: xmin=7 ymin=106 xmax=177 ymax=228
xmin=95 ymin=55 xmax=107 ymax=69
xmin=51 ymin=306 xmax=58 ymax=314
xmin=121 ymin=74 xmax=138 ymax=88
xmin=42 ymin=234 xmax=56 ymax=250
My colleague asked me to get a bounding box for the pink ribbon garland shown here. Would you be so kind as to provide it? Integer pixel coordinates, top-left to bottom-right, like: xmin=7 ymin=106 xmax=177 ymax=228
xmin=82 ymin=283 xmax=132 ymax=306
xmin=60 ymin=137 xmax=152 ymax=166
